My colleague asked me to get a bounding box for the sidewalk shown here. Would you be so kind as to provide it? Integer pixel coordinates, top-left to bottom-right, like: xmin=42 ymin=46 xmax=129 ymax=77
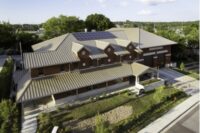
xmin=138 ymin=93 xmax=199 ymax=133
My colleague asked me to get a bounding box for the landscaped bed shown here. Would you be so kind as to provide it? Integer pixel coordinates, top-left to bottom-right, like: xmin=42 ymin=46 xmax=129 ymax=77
xmin=173 ymin=68 xmax=199 ymax=80
xmin=37 ymin=86 xmax=188 ymax=133
xmin=140 ymin=78 xmax=161 ymax=86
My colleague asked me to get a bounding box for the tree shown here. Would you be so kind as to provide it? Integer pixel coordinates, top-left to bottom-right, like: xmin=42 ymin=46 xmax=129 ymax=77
xmin=85 ymin=13 xmax=115 ymax=31
xmin=0 ymin=100 xmax=19 ymax=133
xmin=0 ymin=57 xmax=14 ymax=100
xmin=94 ymin=113 xmax=109 ymax=133
xmin=16 ymin=31 xmax=40 ymax=52
xmin=43 ymin=15 xmax=85 ymax=39
xmin=153 ymin=86 xmax=165 ymax=103
xmin=180 ymin=62 xmax=185 ymax=71
xmin=0 ymin=22 xmax=16 ymax=49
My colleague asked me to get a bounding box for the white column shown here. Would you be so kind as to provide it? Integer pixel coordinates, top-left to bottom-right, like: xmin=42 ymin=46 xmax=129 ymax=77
xmin=135 ymin=76 xmax=139 ymax=85
xmin=51 ymin=95 xmax=56 ymax=105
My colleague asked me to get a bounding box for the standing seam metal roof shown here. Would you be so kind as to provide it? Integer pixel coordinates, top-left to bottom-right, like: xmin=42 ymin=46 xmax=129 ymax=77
xmin=19 ymin=63 xmax=133 ymax=102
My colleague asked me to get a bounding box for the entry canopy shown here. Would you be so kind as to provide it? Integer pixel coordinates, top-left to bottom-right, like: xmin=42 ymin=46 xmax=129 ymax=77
xmin=131 ymin=62 xmax=156 ymax=76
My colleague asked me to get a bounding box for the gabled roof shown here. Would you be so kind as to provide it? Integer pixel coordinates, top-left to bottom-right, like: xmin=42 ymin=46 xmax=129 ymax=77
xmin=32 ymin=34 xmax=68 ymax=52
xmin=108 ymin=28 xmax=177 ymax=48
xmin=24 ymin=28 xmax=176 ymax=69
xmin=95 ymin=40 xmax=111 ymax=50
xmin=130 ymin=62 xmax=154 ymax=76
xmin=114 ymin=38 xmax=132 ymax=47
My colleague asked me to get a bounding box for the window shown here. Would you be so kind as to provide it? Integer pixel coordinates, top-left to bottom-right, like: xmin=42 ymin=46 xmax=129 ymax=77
xmin=81 ymin=50 xmax=86 ymax=55
xmin=60 ymin=65 xmax=65 ymax=71
xmin=82 ymin=62 xmax=86 ymax=66
xmin=129 ymin=45 xmax=133 ymax=49
xmin=108 ymin=58 xmax=111 ymax=62
xmin=107 ymin=47 xmax=111 ymax=52
xmin=129 ymin=55 xmax=132 ymax=59
xmin=38 ymin=68 xmax=44 ymax=75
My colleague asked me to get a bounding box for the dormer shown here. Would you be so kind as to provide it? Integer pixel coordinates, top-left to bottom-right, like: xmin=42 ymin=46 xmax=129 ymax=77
xmin=95 ymin=40 xmax=114 ymax=55
xmin=115 ymin=39 xmax=135 ymax=52
xmin=72 ymin=42 xmax=90 ymax=59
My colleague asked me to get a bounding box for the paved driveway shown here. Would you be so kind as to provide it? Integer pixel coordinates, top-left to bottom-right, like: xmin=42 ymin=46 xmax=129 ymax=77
xmin=159 ymin=68 xmax=199 ymax=95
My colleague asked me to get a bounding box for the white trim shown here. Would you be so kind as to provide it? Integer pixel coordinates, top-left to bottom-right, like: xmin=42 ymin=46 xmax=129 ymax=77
xmin=157 ymin=50 xmax=168 ymax=54
xmin=153 ymin=56 xmax=158 ymax=59
xmin=165 ymin=53 xmax=171 ymax=56
xmin=136 ymin=59 xmax=144 ymax=62
xmin=143 ymin=52 xmax=156 ymax=56
xmin=149 ymin=47 xmax=163 ymax=51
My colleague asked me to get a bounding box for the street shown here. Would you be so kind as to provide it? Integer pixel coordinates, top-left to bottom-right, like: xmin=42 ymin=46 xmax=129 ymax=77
xmin=165 ymin=104 xmax=199 ymax=133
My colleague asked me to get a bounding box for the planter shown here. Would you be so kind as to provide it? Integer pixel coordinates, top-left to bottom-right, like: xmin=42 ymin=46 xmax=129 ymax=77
xmin=144 ymin=79 xmax=165 ymax=92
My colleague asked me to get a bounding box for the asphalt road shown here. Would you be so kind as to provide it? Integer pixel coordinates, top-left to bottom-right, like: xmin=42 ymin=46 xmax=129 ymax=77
xmin=165 ymin=105 xmax=199 ymax=133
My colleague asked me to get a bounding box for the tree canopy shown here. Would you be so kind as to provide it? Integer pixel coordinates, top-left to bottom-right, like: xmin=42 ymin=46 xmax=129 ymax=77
xmin=85 ymin=13 xmax=114 ymax=31
xmin=43 ymin=15 xmax=85 ymax=39
xmin=0 ymin=100 xmax=20 ymax=133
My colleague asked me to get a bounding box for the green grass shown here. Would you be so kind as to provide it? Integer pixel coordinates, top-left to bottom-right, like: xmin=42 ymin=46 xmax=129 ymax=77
xmin=110 ymin=87 xmax=188 ymax=133
xmin=140 ymin=79 xmax=161 ymax=86
xmin=38 ymin=87 xmax=187 ymax=133
xmin=129 ymin=97 xmax=187 ymax=133
xmin=51 ymin=92 xmax=135 ymax=123
xmin=173 ymin=68 xmax=199 ymax=80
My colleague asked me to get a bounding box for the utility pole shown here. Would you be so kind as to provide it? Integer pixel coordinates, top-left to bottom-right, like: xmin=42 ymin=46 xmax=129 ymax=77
xmin=19 ymin=42 xmax=23 ymax=69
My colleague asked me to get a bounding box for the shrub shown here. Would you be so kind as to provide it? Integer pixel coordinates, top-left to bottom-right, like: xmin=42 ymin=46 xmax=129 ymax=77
xmin=94 ymin=113 xmax=109 ymax=133
xmin=0 ymin=100 xmax=20 ymax=133
xmin=180 ymin=62 xmax=185 ymax=71
xmin=37 ymin=113 xmax=54 ymax=133
xmin=153 ymin=86 xmax=165 ymax=103
xmin=0 ymin=57 xmax=14 ymax=100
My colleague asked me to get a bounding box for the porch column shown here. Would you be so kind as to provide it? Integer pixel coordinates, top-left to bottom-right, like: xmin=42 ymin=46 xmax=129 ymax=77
xmin=153 ymin=56 xmax=158 ymax=68
xmin=51 ymin=95 xmax=56 ymax=105
xmin=135 ymin=75 xmax=139 ymax=85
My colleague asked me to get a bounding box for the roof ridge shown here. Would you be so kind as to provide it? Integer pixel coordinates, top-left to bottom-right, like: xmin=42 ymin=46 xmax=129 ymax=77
xmin=24 ymin=34 xmax=70 ymax=55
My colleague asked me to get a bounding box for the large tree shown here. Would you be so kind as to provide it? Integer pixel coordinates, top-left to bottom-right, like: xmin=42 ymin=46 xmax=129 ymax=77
xmin=85 ymin=13 xmax=115 ymax=31
xmin=0 ymin=22 xmax=16 ymax=49
xmin=43 ymin=15 xmax=85 ymax=39
xmin=16 ymin=31 xmax=40 ymax=52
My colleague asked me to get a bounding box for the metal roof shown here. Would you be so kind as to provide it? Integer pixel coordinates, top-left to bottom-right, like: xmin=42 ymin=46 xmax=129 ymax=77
xmin=95 ymin=40 xmax=111 ymax=50
xmin=19 ymin=63 xmax=133 ymax=102
xmin=24 ymin=28 xmax=176 ymax=69
xmin=131 ymin=62 xmax=152 ymax=76
xmin=108 ymin=28 xmax=177 ymax=48
xmin=115 ymin=38 xmax=131 ymax=47
xmin=32 ymin=34 xmax=68 ymax=52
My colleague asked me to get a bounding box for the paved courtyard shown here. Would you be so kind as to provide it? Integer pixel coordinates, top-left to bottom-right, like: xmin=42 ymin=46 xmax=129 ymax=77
xmin=159 ymin=68 xmax=199 ymax=95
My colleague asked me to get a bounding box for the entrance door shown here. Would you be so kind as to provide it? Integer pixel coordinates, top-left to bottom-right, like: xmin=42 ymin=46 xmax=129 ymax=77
xmin=144 ymin=55 xmax=153 ymax=67
xmin=158 ymin=54 xmax=165 ymax=67
xmin=129 ymin=76 xmax=135 ymax=85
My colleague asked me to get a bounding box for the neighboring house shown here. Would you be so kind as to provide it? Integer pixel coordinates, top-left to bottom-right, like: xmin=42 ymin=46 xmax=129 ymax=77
xmin=14 ymin=28 xmax=176 ymax=111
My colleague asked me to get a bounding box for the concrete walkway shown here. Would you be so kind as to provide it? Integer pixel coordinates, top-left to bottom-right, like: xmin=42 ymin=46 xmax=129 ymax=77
xmin=159 ymin=68 xmax=199 ymax=95
xmin=139 ymin=68 xmax=199 ymax=133
xmin=138 ymin=93 xmax=199 ymax=133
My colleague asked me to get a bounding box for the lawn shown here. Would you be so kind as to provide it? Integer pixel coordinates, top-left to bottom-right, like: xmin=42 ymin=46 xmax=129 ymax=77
xmin=110 ymin=87 xmax=188 ymax=133
xmin=173 ymin=68 xmax=199 ymax=80
xmin=51 ymin=91 xmax=135 ymax=123
xmin=37 ymin=87 xmax=188 ymax=133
